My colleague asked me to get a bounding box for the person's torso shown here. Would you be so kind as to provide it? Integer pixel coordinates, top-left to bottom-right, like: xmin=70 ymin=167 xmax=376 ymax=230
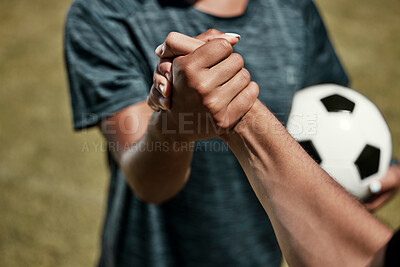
xmin=94 ymin=0 xmax=312 ymax=266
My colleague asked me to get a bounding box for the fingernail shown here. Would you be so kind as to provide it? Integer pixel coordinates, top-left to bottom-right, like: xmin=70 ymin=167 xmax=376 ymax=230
xmin=159 ymin=83 xmax=166 ymax=95
xmin=369 ymin=180 xmax=382 ymax=193
xmin=165 ymin=72 xmax=171 ymax=82
xmin=155 ymin=43 xmax=165 ymax=56
xmin=225 ymin=32 xmax=241 ymax=40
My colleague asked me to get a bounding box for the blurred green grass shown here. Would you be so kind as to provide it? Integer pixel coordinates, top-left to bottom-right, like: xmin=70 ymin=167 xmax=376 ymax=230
xmin=0 ymin=0 xmax=108 ymax=266
xmin=0 ymin=0 xmax=399 ymax=266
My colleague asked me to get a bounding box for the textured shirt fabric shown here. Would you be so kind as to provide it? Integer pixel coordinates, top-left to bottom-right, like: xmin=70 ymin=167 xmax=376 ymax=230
xmin=64 ymin=0 xmax=349 ymax=266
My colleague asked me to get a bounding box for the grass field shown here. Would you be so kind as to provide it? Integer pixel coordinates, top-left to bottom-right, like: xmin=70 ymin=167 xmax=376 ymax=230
xmin=0 ymin=0 xmax=399 ymax=266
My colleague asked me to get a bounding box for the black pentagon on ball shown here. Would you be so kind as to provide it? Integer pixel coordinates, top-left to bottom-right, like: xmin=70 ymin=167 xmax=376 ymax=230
xmin=321 ymin=94 xmax=355 ymax=113
xmin=355 ymin=144 xmax=381 ymax=180
xmin=299 ymin=140 xmax=322 ymax=164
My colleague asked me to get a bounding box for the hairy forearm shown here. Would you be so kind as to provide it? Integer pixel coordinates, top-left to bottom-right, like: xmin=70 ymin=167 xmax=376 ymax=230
xmin=121 ymin=112 xmax=193 ymax=204
xmin=224 ymin=100 xmax=392 ymax=267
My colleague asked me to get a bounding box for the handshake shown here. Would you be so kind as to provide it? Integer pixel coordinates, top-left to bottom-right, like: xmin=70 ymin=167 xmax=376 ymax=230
xmin=146 ymin=29 xmax=260 ymax=141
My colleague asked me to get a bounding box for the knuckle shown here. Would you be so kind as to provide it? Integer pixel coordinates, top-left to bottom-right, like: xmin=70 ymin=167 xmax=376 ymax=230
xmin=215 ymin=114 xmax=229 ymax=129
xmin=247 ymin=82 xmax=260 ymax=100
xmin=195 ymin=79 xmax=210 ymax=94
xmin=220 ymin=121 xmax=230 ymax=129
xmin=240 ymin=83 xmax=258 ymax=105
xmin=153 ymin=76 xmax=163 ymax=90
xmin=159 ymin=64 xmax=167 ymax=74
xmin=173 ymin=56 xmax=184 ymax=68
xmin=175 ymin=60 xmax=201 ymax=89
xmin=165 ymin=32 xmax=178 ymax=45
xmin=207 ymin=28 xmax=221 ymax=35
xmin=158 ymin=59 xmax=172 ymax=74
xmin=203 ymin=95 xmax=219 ymax=113
xmin=159 ymin=64 xmax=171 ymax=75
xmin=182 ymin=61 xmax=196 ymax=77
xmin=231 ymin=53 xmax=244 ymax=68
xmin=174 ymin=57 xmax=190 ymax=75
xmin=216 ymin=38 xmax=232 ymax=52
xmin=240 ymin=68 xmax=251 ymax=83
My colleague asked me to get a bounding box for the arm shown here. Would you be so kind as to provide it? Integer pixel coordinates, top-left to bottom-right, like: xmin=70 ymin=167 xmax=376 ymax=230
xmin=149 ymin=31 xmax=393 ymax=265
xmin=100 ymin=102 xmax=193 ymax=204
xmin=150 ymin=31 xmax=394 ymax=265
xmin=65 ymin=4 xmax=188 ymax=204
xmin=223 ymin=100 xmax=393 ymax=266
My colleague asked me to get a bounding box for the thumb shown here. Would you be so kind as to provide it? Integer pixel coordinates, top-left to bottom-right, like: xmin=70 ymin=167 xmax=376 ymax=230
xmin=369 ymin=166 xmax=400 ymax=194
xmin=156 ymin=30 xmax=240 ymax=58
xmin=195 ymin=29 xmax=241 ymax=46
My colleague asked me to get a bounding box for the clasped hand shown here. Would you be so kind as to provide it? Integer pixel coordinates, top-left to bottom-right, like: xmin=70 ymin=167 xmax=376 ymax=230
xmin=147 ymin=29 xmax=259 ymax=141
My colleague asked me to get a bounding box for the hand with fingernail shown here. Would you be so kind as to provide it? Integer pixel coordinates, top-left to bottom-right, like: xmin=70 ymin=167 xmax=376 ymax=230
xmin=364 ymin=165 xmax=400 ymax=211
xmin=148 ymin=29 xmax=241 ymax=111
xmin=147 ymin=29 xmax=257 ymax=141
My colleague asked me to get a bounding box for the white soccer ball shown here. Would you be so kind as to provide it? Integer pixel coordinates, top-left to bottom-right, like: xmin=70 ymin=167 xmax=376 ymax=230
xmin=286 ymin=84 xmax=392 ymax=199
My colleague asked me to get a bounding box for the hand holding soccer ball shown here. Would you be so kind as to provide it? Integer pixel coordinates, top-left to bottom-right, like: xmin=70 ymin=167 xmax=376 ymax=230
xmin=287 ymin=84 xmax=394 ymax=200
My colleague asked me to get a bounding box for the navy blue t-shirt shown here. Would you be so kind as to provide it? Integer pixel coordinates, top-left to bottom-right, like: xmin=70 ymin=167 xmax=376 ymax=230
xmin=64 ymin=0 xmax=348 ymax=266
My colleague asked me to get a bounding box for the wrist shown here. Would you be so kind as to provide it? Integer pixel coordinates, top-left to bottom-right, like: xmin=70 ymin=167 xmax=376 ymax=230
xmin=148 ymin=110 xmax=195 ymax=146
xmin=220 ymin=99 xmax=290 ymax=161
xmin=221 ymin=100 xmax=273 ymax=142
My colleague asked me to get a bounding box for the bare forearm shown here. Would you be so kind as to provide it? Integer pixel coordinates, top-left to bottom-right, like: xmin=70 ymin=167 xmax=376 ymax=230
xmin=121 ymin=112 xmax=193 ymax=204
xmin=224 ymin=100 xmax=392 ymax=267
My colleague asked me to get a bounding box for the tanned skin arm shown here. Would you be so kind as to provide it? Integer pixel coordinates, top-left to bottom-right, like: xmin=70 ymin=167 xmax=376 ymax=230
xmin=222 ymin=100 xmax=392 ymax=267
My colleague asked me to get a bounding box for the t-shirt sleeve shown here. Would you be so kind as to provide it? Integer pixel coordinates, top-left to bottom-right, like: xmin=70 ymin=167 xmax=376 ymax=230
xmin=64 ymin=1 xmax=150 ymax=130
xmin=302 ymin=1 xmax=350 ymax=88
